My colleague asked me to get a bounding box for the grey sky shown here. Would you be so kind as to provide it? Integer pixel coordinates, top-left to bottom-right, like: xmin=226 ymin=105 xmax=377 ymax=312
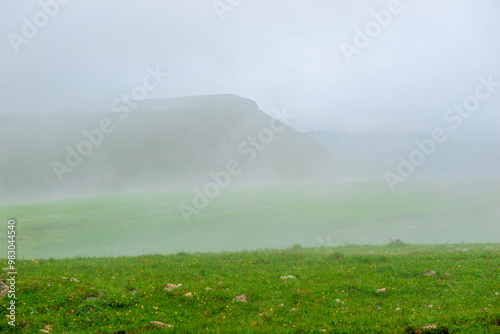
xmin=1 ymin=0 xmax=499 ymax=133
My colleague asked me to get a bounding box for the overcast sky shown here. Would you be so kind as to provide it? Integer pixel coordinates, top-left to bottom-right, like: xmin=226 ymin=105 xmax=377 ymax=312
xmin=1 ymin=0 xmax=499 ymax=134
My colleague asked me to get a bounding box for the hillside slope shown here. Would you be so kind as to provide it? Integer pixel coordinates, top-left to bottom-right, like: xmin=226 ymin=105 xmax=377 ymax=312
xmin=0 ymin=94 xmax=375 ymax=201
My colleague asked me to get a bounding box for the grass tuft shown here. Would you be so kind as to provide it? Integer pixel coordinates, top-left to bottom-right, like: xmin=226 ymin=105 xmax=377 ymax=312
xmin=388 ymin=238 xmax=406 ymax=246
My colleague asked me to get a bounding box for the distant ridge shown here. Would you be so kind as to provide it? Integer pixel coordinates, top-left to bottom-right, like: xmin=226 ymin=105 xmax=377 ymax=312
xmin=137 ymin=94 xmax=259 ymax=112
xmin=0 ymin=94 xmax=377 ymax=202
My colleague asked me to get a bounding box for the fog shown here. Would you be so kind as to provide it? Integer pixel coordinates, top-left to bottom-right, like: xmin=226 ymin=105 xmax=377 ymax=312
xmin=2 ymin=1 xmax=500 ymax=132
xmin=0 ymin=1 xmax=499 ymax=257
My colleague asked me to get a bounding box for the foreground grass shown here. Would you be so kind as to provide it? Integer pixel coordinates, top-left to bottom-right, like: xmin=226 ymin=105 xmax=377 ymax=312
xmin=1 ymin=243 xmax=499 ymax=333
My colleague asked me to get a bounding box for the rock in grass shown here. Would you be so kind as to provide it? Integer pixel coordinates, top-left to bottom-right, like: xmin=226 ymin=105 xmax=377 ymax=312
xmin=235 ymin=294 xmax=247 ymax=302
xmin=280 ymin=275 xmax=296 ymax=279
xmin=69 ymin=278 xmax=80 ymax=282
xmin=184 ymin=292 xmax=193 ymax=297
xmin=422 ymin=324 xmax=437 ymax=330
xmin=0 ymin=280 xmax=9 ymax=300
xmin=163 ymin=283 xmax=180 ymax=291
xmin=150 ymin=321 xmax=173 ymax=328
xmin=39 ymin=324 xmax=51 ymax=333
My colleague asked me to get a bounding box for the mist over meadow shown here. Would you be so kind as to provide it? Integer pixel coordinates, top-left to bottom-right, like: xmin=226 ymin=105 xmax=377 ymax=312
xmin=0 ymin=0 xmax=499 ymax=257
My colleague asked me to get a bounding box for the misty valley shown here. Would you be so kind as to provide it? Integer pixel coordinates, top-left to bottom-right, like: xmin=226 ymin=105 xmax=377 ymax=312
xmin=1 ymin=1 xmax=499 ymax=332
xmin=0 ymin=95 xmax=498 ymax=258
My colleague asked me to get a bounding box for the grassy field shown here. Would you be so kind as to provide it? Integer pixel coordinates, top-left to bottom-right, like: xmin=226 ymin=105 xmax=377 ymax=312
xmin=0 ymin=180 xmax=499 ymax=332
xmin=0 ymin=180 xmax=499 ymax=259
xmin=0 ymin=243 xmax=499 ymax=333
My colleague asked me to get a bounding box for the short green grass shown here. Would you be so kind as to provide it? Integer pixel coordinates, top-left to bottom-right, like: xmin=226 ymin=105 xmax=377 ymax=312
xmin=1 ymin=243 xmax=499 ymax=333
xmin=0 ymin=181 xmax=499 ymax=332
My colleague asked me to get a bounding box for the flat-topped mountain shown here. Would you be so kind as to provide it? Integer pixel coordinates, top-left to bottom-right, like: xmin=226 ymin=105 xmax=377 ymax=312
xmin=0 ymin=94 xmax=374 ymax=202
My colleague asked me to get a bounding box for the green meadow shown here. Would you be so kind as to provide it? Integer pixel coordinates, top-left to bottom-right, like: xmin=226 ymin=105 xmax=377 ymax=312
xmin=0 ymin=180 xmax=499 ymax=259
xmin=0 ymin=180 xmax=499 ymax=332
xmin=0 ymin=244 xmax=499 ymax=333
